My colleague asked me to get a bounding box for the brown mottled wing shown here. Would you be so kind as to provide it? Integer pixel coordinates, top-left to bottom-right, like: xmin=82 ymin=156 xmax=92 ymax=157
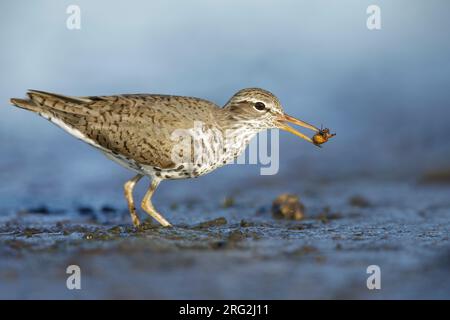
xmin=13 ymin=91 xmax=220 ymax=169
xmin=80 ymin=94 xmax=221 ymax=168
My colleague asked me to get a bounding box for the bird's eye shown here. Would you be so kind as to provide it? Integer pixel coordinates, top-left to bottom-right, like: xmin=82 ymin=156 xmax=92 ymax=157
xmin=254 ymin=102 xmax=266 ymax=111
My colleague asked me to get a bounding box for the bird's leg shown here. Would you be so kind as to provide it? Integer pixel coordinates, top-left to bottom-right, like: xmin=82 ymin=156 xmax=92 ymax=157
xmin=141 ymin=178 xmax=172 ymax=227
xmin=123 ymin=174 xmax=143 ymax=227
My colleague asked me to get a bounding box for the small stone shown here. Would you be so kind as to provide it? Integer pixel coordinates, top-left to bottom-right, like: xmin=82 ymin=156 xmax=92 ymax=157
xmin=193 ymin=217 xmax=228 ymax=229
xmin=227 ymin=230 xmax=245 ymax=242
xmin=272 ymin=194 xmax=305 ymax=220
xmin=222 ymin=196 xmax=235 ymax=208
xmin=108 ymin=226 xmax=123 ymax=234
xmin=240 ymin=219 xmax=253 ymax=228
xmin=349 ymin=195 xmax=371 ymax=208
xmin=23 ymin=228 xmax=42 ymax=238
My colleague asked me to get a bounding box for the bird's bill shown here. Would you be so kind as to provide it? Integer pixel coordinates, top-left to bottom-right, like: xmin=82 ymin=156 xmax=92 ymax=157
xmin=277 ymin=113 xmax=320 ymax=144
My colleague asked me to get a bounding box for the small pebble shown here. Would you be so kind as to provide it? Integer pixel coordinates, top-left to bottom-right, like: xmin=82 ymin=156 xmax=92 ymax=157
xmin=222 ymin=196 xmax=235 ymax=208
xmin=272 ymin=194 xmax=305 ymax=220
xmin=349 ymin=195 xmax=371 ymax=208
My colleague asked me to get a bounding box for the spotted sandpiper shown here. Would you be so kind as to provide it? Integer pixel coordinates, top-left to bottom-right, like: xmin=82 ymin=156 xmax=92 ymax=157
xmin=10 ymin=88 xmax=334 ymax=227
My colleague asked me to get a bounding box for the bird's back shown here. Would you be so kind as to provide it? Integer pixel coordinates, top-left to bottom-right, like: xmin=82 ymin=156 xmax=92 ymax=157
xmin=11 ymin=90 xmax=222 ymax=170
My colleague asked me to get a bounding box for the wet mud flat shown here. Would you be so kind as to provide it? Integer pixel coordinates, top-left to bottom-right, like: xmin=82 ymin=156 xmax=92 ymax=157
xmin=0 ymin=179 xmax=449 ymax=299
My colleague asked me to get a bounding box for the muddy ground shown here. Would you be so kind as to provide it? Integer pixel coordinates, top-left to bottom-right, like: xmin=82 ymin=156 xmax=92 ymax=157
xmin=0 ymin=175 xmax=449 ymax=299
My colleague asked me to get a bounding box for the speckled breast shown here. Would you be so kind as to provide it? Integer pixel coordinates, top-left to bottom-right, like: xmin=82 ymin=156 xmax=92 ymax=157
xmin=134 ymin=123 xmax=258 ymax=180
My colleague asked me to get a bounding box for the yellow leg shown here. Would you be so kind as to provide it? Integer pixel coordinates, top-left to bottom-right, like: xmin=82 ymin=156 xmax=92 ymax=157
xmin=141 ymin=179 xmax=172 ymax=227
xmin=124 ymin=174 xmax=143 ymax=227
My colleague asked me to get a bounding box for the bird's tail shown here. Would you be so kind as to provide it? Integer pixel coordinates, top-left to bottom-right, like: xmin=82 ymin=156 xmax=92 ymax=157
xmin=10 ymin=90 xmax=92 ymax=115
xmin=10 ymin=97 xmax=41 ymax=113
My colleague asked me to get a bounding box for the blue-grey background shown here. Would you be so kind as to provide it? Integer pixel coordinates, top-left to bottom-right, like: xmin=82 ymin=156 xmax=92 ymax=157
xmin=0 ymin=1 xmax=449 ymax=299
xmin=1 ymin=0 xmax=450 ymax=203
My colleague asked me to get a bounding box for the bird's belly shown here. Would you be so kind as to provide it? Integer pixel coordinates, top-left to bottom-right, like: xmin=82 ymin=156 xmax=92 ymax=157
xmin=101 ymin=150 xmax=220 ymax=180
xmin=102 ymin=150 xmax=144 ymax=174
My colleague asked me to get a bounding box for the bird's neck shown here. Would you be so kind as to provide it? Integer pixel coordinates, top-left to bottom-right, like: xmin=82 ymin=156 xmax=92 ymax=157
xmin=216 ymin=112 xmax=261 ymax=163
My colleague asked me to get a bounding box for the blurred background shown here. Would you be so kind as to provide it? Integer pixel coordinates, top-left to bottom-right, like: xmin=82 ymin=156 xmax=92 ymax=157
xmin=2 ymin=1 xmax=450 ymax=204
xmin=1 ymin=0 xmax=450 ymax=207
xmin=0 ymin=1 xmax=449 ymax=299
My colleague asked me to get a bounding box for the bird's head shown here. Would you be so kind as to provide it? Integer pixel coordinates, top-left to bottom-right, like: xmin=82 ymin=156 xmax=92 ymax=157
xmin=223 ymin=88 xmax=329 ymax=145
